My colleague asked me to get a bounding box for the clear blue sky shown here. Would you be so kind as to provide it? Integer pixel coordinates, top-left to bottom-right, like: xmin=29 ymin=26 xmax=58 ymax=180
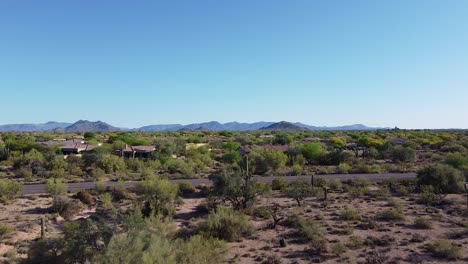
xmin=1 ymin=0 xmax=467 ymax=129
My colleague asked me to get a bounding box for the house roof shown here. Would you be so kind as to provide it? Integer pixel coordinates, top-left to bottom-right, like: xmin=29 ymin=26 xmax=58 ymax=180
xmin=61 ymin=143 xmax=95 ymax=152
xmin=121 ymin=145 xmax=156 ymax=153
xmin=41 ymin=139 xmax=86 ymax=147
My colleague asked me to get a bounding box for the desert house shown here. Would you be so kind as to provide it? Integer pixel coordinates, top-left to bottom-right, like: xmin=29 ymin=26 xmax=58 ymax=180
xmin=114 ymin=145 xmax=156 ymax=159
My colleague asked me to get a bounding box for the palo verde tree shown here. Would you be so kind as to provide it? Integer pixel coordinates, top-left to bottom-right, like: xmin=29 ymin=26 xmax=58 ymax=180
xmin=209 ymin=165 xmax=270 ymax=210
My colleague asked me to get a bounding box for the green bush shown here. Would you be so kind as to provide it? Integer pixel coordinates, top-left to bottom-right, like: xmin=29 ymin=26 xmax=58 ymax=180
xmin=313 ymin=176 xmax=328 ymax=187
xmin=340 ymin=208 xmax=362 ymax=221
xmin=74 ymin=190 xmax=95 ymax=206
xmin=328 ymin=179 xmax=343 ymax=191
xmin=271 ymin=178 xmax=287 ymax=191
xmin=52 ymin=196 xmax=84 ymax=220
xmin=377 ymin=209 xmax=405 ymax=222
xmin=200 ymin=207 xmax=254 ymax=242
xmin=298 ymin=218 xmax=327 ymax=254
xmin=177 ymin=181 xmax=195 ymax=195
xmin=137 ymin=175 xmax=179 ymax=216
xmin=284 ymin=177 xmax=319 ymax=206
xmin=426 ymin=239 xmax=461 ymax=260
xmin=99 ymin=193 xmax=114 ymax=210
xmin=445 ymin=152 xmax=468 ymax=169
xmin=0 ymin=179 xmax=23 ymax=203
xmin=347 ymin=236 xmax=364 ymax=249
xmin=252 ymin=206 xmax=272 ymax=220
xmin=331 ymin=242 xmax=347 ymax=256
xmin=0 ymin=223 xmax=13 ymax=238
xmin=338 ymin=163 xmax=351 ymax=174
xmin=96 ymin=154 xmax=127 ymax=174
xmin=291 ymin=164 xmax=303 ymax=176
xmin=414 ymin=217 xmax=433 ymax=229
xmin=95 ymin=181 xmax=106 ymax=193
xmin=16 ymin=167 xmax=33 ymax=181
xmin=418 ymin=185 xmax=444 ymax=206
xmin=176 ymin=235 xmax=227 ymax=264
xmin=46 ymin=178 xmax=67 ymax=196
xmin=417 ymin=164 xmax=464 ymax=193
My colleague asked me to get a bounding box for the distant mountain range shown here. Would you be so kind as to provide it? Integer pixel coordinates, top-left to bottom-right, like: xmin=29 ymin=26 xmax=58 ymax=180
xmin=0 ymin=121 xmax=72 ymax=132
xmin=0 ymin=120 xmax=386 ymax=132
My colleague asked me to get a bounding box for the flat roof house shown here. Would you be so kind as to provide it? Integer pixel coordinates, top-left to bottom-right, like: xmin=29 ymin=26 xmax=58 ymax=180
xmin=114 ymin=145 xmax=156 ymax=159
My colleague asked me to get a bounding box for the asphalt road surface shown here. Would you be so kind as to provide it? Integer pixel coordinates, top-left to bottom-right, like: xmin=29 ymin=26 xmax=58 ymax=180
xmin=22 ymin=173 xmax=416 ymax=195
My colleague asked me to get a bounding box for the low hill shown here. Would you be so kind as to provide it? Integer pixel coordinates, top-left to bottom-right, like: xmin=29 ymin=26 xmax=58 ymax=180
xmin=260 ymin=121 xmax=308 ymax=131
xmin=57 ymin=120 xmax=120 ymax=132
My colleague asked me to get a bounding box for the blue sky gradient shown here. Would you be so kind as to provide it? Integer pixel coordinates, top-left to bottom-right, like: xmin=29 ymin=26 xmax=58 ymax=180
xmin=1 ymin=0 xmax=467 ymax=128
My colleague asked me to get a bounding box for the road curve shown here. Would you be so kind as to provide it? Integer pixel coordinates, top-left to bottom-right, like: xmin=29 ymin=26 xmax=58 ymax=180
xmin=22 ymin=173 xmax=416 ymax=195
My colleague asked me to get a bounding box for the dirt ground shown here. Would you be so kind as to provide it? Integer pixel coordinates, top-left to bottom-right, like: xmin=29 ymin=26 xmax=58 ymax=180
xmin=224 ymin=193 xmax=468 ymax=264
xmin=1 ymin=190 xmax=467 ymax=263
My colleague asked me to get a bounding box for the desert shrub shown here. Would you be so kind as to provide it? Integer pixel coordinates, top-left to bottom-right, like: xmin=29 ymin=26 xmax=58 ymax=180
xmin=328 ymin=179 xmax=343 ymax=191
xmin=284 ymin=211 xmax=302 ymax=228
xmin=284 ymin=177 xmax=319 ymax=206
xmin=426 ymin=239 xmax=461 ymax=260
xmin=106 ymin=185 xmax=130 ymax=201
xmin=209 ymin=170 xmax=270 ymax=210
xmin=200 ymin=207 xmax=254 ymax=242
xmin=445 ymin=152 xmax=468 ymax=169
xmin=298 ymin=218 xmax=327 ymax=254
xmin=52 ymin=196 xmax=83 ymax=220
xmin=49 ymin=168 xmax=66 ymax=179
xmin=90 ymin=167 xmax=105 ymax=180
xmin=338 ymin=162 xmax=351 ymax=174
xmin=0 ymin=179 xmax=23 ymax=202
xmin=291 ymin=164 xmax=303 ymax=175
xmin=137 ymin=175 xmax=179 ymax=216
xmin=46 ymin=178 xmax=67 ymax=196
xmin=96 ymin=154 xmax=127 ymax=174
xmin=0 ymin=223 xmax=13 ymax=238
xmin=99 ymin=193 xmax=114 ymax=210
xmin=177 ymin=181 xmax=195 ymax=195
xmin=350 ymin=177 xmax=371 ymax=188
xmin=331 ymin=242 xmax=347 ymax=256
xmin=394 ymin=184 xmax=411 ymax=196
xmin=347 ymin=186 xmax=370 ymax=198
xmin=176 ymin=235 xmax=227 ymax=264
xmin=414 ymin=217 xmax=433 ymax=229
xmin=370 ymin=186 xmax=390 ymax=199
xmin=377 ymin=209 xmax=405 ymax=222
xmin=386 ymin=198 xmax=403 ymax=210
xmin=166 ymin=158 xmax=194 ymax=177
xmin=300 ymin=143 xmax=324 ymax=164
xmin=340 ymin=208 xmax=362 ymax=221
xmin=418 ymin=185 xmax=444 ymax=206
xmin=271 ymin=177 xmax=288 ymax=191
xmin=347 ymin=236 xmax=364 ymax=249
xmin=313 ymin=176 xmax=328 ymax=187
xmin=389 ymin=145 xmax=415 ymax=162
xmin=417 ymin=164 xmax=464 ymax=193
xmin=345 ymin=177 xmax=371 ymax=198
xmin=368 ymin=164 xmax=382 ymax=174
xmin=74 ymin=190 xmax=95 ymax=206
xmin=22 ymin=237 xmax=65 ymax=264
xmin=95 ymin=181 xmax=106 ymax=193
xmin=252 ymin=206 xmax=272 ymax=220
xmin=16 ymin=167 xmax=33 ymax=181
xmin=99 ymin=224 xmax=225 ymax=264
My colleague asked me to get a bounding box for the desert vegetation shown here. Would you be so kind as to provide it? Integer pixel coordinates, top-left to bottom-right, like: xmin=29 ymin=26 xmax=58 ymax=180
xmin=0 ymin=129 xmax=467 ymax=263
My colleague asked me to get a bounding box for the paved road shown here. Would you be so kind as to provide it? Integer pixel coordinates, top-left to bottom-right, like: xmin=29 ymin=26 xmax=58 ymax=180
xmin=22 ymin=173 xmax=416 ymax=195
